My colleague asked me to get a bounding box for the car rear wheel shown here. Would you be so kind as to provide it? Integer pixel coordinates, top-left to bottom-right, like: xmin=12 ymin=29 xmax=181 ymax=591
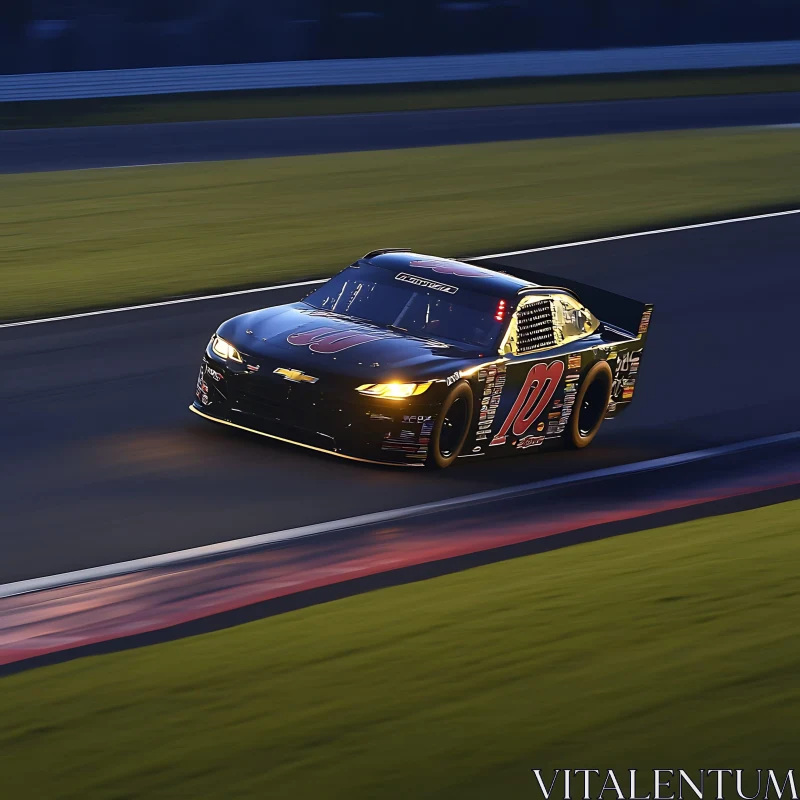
xmin=567 ymin=360 xmax=613 ymax=449
xmin=428 ymin=382 xmax=474 ymax=468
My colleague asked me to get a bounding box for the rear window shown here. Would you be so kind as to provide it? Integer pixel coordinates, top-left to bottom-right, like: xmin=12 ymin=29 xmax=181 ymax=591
xmin=303 ymin=264 xmax=509 ymax=349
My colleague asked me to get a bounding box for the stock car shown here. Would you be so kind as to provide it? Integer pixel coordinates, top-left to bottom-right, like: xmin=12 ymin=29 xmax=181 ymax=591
xmin=191 ymin=250 xmax=653 ymax=468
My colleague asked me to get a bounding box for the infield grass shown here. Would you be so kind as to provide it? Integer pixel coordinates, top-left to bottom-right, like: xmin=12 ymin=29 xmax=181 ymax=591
xmin=1 ymin=127 xmax=800 ymax=321
xmin=3 ymin=66 xmax=800 ymax=130
xmin=1 ymin=500 xmax=799 ymax=798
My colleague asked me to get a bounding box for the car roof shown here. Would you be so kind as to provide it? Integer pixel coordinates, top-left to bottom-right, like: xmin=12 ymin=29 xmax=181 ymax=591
xmin=359 ymin=251 xmax=539 ymax=297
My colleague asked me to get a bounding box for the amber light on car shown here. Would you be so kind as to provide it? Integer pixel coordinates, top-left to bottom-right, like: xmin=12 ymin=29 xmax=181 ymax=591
xmin=355 ymin=382 xmax=432 ymax=399
xmin=211 ymin=335 xmax=243 ymax=363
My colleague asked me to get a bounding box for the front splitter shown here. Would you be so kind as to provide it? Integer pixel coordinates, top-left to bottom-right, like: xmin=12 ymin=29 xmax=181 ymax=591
xmin=189 ymin=404 xmax=423 ymax=468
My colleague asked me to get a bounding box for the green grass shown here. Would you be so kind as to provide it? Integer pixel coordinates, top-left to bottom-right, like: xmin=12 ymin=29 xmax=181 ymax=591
xmin=3 ymin=66 xmax=800 ymax=130
xmin=1 ymin=500 xmax=799 ymax=799
xmin=2 ymin=127 xmax=800 ymax=321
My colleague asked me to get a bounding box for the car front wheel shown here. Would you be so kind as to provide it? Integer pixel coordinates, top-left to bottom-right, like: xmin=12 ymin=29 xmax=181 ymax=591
xmin=428 ymin=381 xmax=474 ymax=468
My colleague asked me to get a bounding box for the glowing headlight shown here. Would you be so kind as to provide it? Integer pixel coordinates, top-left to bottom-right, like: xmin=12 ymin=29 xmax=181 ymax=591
xmin=211 ymin=335 xmax=243 ymax=363
xmin=355 ymin=382 xmax=431 ymax=399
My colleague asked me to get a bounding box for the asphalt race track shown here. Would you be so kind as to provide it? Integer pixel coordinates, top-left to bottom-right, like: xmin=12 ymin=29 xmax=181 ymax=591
xmin=1 ymin=92 xmax=800 ymax=173
xmin=3 ymin=440 xmax=797 ymax=670
xmin=1 ymin=213 xmax=798 ymax=584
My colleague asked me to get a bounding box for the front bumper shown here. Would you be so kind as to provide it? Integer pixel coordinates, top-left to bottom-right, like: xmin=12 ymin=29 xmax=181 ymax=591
xmin=192 ymin=356 xmax=441 ymax=466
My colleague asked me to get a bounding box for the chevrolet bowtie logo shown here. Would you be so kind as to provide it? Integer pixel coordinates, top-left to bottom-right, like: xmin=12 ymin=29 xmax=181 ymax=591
xmin=273 ymin=367 xmax=319 ymax=384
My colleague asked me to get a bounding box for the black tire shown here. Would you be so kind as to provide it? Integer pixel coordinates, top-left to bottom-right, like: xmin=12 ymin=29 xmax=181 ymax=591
xmin=567 ymin=360 xmax=613 ymax=449
xmin=428 ymin=381 xmax=474 ymax=469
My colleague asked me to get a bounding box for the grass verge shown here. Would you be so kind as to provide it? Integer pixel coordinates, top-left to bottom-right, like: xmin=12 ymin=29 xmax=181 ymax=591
xmin=1 ymin=127 xmax=799 ymax=321
xmin=1 ymin=500 xmax=799 ymax=798
xmin=3 ymin=66 xmax=800 ymax=130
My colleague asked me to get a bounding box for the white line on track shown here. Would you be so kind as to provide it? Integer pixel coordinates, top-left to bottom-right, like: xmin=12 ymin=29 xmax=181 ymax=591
xmin=1 ymin=429 xmax=797 ymax=600
xmin=467 ymin=208 xmax=800 ymax=259
xmin=2 ymin=207 xmax=798 ymax=330
xmin=0 ymin=279 xmax=327 ymax=329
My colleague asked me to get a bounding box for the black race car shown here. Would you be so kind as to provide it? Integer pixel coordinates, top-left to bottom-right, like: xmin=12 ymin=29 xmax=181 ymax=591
xmin=191 ymin=250 xmax=653 ymax=468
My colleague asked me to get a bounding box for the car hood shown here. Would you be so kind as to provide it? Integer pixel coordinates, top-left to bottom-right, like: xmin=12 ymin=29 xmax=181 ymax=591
xmin=216 ymin=303 xmax=490 ymax=381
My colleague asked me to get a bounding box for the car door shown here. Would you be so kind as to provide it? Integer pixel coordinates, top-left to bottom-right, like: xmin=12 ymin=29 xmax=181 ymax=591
xmin=485 ymin=291 xmax=600 ymax=453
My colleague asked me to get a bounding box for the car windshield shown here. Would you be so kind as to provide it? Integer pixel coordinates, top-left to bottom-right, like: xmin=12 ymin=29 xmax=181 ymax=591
xmin=303 ymin=264 xmax=509 ymax=348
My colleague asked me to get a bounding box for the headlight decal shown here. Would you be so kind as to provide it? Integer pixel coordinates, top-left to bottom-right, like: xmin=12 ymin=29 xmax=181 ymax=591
xmin=355 ymin=382 xmax=432 ymax=399
xmin=211 ymin=335 xmax=243 ymax=363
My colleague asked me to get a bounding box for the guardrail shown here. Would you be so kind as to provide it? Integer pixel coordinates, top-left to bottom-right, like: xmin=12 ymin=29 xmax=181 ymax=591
xmin=2 ymin=40 xmax=800 ymax=102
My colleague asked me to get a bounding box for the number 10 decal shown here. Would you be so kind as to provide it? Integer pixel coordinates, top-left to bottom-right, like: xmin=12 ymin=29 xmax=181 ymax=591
xmin=490 ymin=361 xmax=565 ymax=446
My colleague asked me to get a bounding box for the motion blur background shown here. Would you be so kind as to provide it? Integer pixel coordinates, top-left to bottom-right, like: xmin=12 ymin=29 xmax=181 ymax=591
xmin=2 ymin=3 xmax=800 ymax=799
xmin=3 ymin=0 xmax=800 ymax=73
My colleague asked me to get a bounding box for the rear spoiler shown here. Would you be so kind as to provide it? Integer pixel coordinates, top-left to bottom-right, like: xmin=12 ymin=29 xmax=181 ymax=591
xmin=465 ymin=258 xmax=653 ymax=339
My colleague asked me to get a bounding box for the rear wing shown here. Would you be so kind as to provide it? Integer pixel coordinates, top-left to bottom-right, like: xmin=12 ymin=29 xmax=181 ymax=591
xmin=465 ymin=259 xmax=653 ymax=339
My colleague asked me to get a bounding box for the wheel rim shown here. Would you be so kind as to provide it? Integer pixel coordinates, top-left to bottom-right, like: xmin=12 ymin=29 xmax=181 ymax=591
xmin=577 ymin=378 xmax=608 ymax=437
xmin=439 ymin=397 xmax=468 ymax=458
